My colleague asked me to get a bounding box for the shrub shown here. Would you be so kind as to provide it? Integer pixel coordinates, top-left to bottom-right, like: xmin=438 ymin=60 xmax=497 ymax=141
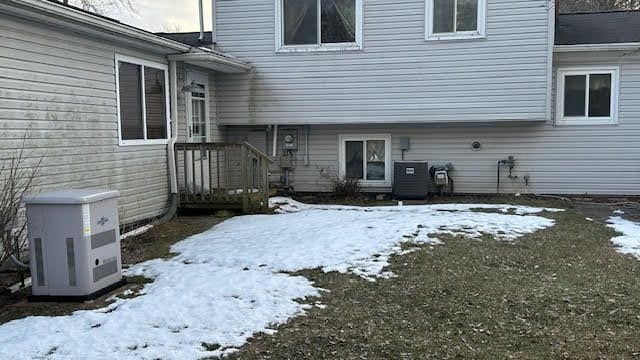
xmin=0 ymin=138 xmax=40 ymax=266
xmin=331 ymin=176 xmax=361 ymax=199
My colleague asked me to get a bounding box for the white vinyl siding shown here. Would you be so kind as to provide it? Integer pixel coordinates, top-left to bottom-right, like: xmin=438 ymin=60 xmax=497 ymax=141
xmin=425 ymin=0 xmax=487 ymax=41
xmin=0 ymin=15 xmax=172 ymax=224
xmin=216 ymin=0 xmax=551 ymax=125
xmin=556 ymin=67 xmax=619 ymax=125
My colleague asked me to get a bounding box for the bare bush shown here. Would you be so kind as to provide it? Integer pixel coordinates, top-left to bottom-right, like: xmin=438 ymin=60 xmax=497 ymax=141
xmin=331 ymin=176 xmax=361 ymax=199
xmin=60 ymin=0 xmax=135 ymax=15
xmin=0 ymin=139 xmax=41 ymax=266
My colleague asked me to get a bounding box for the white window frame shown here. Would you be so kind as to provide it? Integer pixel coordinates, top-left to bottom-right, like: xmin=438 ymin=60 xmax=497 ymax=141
xmin=556 ymin=66 xmax=620 ymax=126
xmin=115 ymin=54 xmax=171 ymax=146
xmin=338 ymin=134 xmax=392 ymax=187
xmin=275 ymin=0 xmax=364 ymax=53
xmin=425 ymin=0 xmax=487 ymax=41
xmin=185 ymin=71 xmax=210 ymax=143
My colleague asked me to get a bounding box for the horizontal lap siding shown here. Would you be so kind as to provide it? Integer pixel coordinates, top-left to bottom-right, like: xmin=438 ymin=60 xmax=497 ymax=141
xmin=215 ymin=0 xmax=551 ymax=125
xmin=0 ymin=16 xmax=171 ymax=224
xmin=228 ymin=51 xmax=640 ymax=195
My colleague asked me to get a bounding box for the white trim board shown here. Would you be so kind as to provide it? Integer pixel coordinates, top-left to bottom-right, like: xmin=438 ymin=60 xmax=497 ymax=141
xmin=338 ymin=134 xmax=392 ymax=187
xmin=275 ymin=0 xmax=364 ymax=53
xmin=555 ymin=66 xmax=620 ymax=126
xmin=115 ymin=54 xmax=171 ymax=146
xmin=425 ymin=0 xmax=487 ymax=41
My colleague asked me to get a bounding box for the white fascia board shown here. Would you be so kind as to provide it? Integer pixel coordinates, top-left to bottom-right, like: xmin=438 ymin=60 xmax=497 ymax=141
xmin=554 ymin=43 xmax=640 ymax=52
xmin=167 ymin=52 xmax=252 ymax=73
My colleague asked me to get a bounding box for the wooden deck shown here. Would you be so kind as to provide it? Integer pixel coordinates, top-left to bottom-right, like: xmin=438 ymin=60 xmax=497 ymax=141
xmin=175 ymin=142 xmax=272 ymax=213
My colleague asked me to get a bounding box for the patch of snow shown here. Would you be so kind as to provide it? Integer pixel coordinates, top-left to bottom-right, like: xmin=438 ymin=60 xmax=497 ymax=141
xmin=585 ymin=217 xmax=594 ymax=222
xmin=613 ymin=209 xmax=625 ymax=215
xmin=607 ymin=216 xmax=640 ymax=259
xmin=120 ymin=224 xmax=154 ymax=240
xmin=0 ymin=198 xmax=560 ymax=360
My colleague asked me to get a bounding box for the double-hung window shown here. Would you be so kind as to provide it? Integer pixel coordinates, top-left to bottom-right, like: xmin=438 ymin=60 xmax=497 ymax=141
xmin=276 ymin=0 xmax=363 ymax=52
xmin=426 ymin=0 xmax=486 ymax=40
xmin=115 ymin=55 xmax=170 ymax=145
xmin=556 ymin=67 xmax=619 ymax=125
xmin=339 ymin=135 xmax=391 ymax=187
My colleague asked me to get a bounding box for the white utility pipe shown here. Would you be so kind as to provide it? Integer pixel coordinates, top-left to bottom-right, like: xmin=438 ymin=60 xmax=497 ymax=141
xmin=198 ymin=0 xmax=205 ymax=41
xmin=168 ymin=60 xmax=178 ymax=194
xmin=272 ymin=124 xmax=278 ymax=157
xmin=211 ymin=0 xmax=217 ymax=45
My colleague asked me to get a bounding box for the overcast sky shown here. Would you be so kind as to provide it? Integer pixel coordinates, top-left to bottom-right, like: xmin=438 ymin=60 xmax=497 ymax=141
xmin=104 ymin=0 xmax=211 ymax=32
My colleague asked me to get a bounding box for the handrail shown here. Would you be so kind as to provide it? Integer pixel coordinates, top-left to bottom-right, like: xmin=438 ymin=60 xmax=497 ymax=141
xmin=174 ymin=142 xmax=271 ymax=213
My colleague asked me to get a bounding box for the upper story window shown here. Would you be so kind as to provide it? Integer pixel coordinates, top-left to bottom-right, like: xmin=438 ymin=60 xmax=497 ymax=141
xmin=556 ymin=67 xmax=619 ymax=125
xmin=425 ymin=0 xmax=486 ymax=41
xmin=115 ymin=55 xmax=170 ymax=146
xmin=276 ymin=0 xmax=363 ymax=52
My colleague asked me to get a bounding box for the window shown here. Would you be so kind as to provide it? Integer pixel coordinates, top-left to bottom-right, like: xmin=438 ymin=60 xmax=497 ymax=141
xmin=276 ymin=0 xmax=363 ymax=52
xmin=426 ymin=0 xmax=486 ymax=40
xmin=115 ymin=55 xmax=170 ymax=145
xmin=556 ymin=67 xmax=619 ymax=125
xmin=339 ymin=135 xmax=391 ymax=186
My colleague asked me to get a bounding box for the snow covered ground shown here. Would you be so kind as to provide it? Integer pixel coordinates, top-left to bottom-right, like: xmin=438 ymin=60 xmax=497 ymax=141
xmin=607 ymin=215 xmax=640 ymax=259
xmin=0 ymin=198 xmax=560 ymax=360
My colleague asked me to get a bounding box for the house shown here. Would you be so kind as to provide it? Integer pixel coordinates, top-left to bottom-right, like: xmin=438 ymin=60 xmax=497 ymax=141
xmin=0 ymin=0 xmax=268 ymax=228
xmin=1 ymin=0 xmax=639 ymax=230
xmin=211 ymin=0 xmax=640 ymax=196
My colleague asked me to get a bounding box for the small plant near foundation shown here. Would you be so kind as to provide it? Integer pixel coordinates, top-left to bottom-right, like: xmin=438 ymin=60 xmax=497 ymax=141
xmin=331 ymin=176 xmax=361 ymax=199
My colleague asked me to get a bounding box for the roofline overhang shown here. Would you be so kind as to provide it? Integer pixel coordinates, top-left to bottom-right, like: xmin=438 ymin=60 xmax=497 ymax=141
xmin=1 ymin=0 xmax=191 ymax=53
xmin=168 ymin=52 xmax=252 ymax=74
xmin=554 ymin=42 xmax=640 ymax=52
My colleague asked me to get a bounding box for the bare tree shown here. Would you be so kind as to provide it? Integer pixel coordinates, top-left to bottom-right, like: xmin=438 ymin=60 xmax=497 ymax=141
xmin=60 ymin=0 xmax=135 ymax=15
xmin=560 ymin=0 xmax=640 ymax=12
xmin=0 ymin=136 xmax=41 ymax=267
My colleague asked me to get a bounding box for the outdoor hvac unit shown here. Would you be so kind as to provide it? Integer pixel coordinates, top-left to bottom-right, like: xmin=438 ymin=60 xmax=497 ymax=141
xmin=24 ymin=189 xmax=124 ymax=300
xmin=393 ymin=161 xmax=429 ymax=199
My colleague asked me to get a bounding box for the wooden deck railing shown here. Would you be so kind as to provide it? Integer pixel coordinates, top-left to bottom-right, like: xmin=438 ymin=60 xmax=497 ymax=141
xmin=175 ymin=142 xmax=272 ymax=213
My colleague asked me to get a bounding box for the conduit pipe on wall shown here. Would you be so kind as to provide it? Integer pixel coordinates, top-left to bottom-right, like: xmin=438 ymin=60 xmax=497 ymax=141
xmin=272 ymin=124 xmax=278 ymax=157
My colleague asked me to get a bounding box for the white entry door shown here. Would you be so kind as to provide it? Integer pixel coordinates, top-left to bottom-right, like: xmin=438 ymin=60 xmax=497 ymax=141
xmin=185 ymin=72 xmax=210 ymax=194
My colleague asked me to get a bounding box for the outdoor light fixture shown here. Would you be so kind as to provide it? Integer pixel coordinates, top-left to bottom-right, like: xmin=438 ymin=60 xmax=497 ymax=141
xmin=181 ymin=80 xmax=201 ymax=93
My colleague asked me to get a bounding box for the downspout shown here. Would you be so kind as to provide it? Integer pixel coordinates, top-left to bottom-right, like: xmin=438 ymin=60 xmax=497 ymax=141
xmin=159 ymin=60 xmax=179 ymax=223
xmin=198 ymin=0 xmax=205 ymax=41
xmin=304 ymin=125 xmax=310 ymax=166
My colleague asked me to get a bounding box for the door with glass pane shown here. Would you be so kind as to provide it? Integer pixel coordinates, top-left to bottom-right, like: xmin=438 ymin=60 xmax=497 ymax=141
xmin=185 ymin=72 xmax=210 ymax=193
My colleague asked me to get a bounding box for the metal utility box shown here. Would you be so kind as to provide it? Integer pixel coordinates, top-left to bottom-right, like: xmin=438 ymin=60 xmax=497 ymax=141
xmin=393 ymin=161 xmax=429 ymax=199
xmin=24 ymin=189 xmax=124 ymax=300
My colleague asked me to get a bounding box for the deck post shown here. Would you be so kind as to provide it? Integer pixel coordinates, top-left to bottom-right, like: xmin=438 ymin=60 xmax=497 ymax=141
xmin=240 ymin=144 xmax=249 ymax=213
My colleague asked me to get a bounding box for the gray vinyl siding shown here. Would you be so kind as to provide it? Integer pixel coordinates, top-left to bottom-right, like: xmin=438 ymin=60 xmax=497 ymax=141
xmin=215 ymin=0 xmax=552 ymax=125
xmin=227 ymin=50 xmax=640 ymax=196
xmin=0 ymin=15 xmax=171 ymax=224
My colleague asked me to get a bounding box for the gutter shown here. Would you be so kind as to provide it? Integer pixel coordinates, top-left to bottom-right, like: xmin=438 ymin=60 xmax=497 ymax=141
xmin=5 ymin=0 xmax=191 ymax=53
xmin=554 ymin=43 xmax=640 ymax=52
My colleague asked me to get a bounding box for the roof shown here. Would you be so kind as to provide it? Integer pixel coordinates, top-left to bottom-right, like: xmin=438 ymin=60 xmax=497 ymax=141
xmin=2 ymin=0 xmax=251 ymax=72
xmin=156 ymin=32 xmax=214 ymax=46
xmin=556 ymin=10 xmax=640 ymax=45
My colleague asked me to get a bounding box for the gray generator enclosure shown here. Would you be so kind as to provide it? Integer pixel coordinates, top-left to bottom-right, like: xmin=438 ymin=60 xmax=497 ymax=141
xmin=24 ymin=189 xmax=123 ymax=299
xmin=393 ymin=161 xmax=430 ymax=199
